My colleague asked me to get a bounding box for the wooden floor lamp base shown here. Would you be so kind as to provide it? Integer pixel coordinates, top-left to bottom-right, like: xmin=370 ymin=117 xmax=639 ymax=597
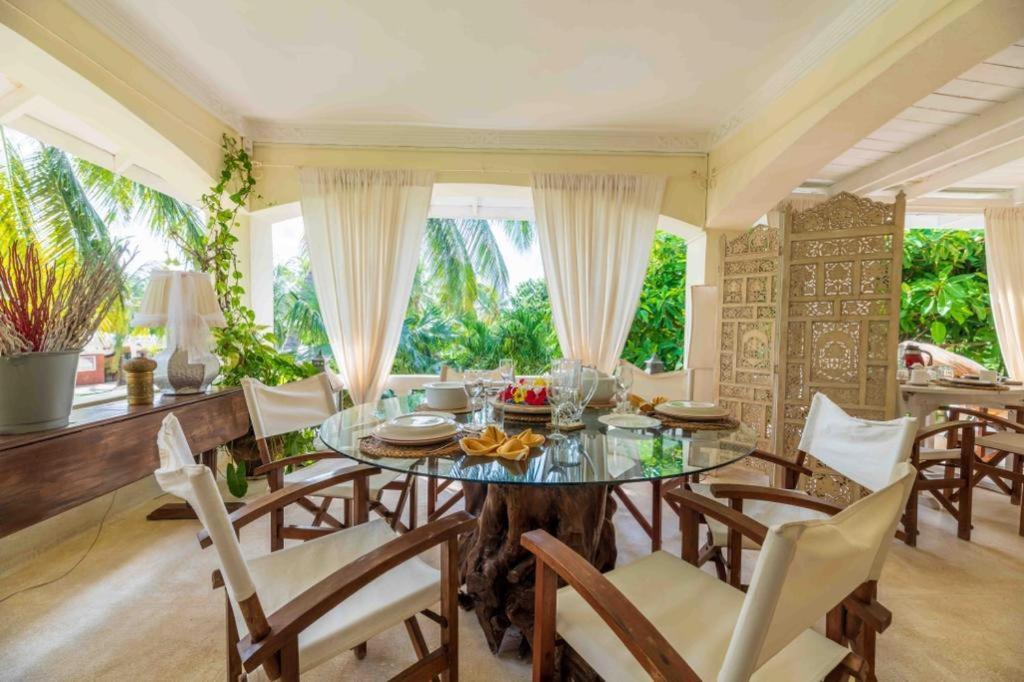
xmin=146 ymin=501 xmax=244 ymax=521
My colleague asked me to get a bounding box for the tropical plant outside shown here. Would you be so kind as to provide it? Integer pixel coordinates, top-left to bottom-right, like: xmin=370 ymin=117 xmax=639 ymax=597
xmin=274 ymin=227 xmax=691 ymax=374
xmin=900 ymin=228 xmax=1002 ymax=372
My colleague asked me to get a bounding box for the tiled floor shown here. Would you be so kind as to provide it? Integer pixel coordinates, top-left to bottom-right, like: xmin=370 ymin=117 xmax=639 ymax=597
xmin=1 ymin=475 xmax=1022 ymax=680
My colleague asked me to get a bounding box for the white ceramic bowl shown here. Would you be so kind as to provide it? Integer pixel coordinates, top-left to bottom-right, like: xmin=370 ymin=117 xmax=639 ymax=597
xmin=374 ymin=413 xmax=457 ymax=442
xmin=590 ymin=375 xmax=616 ymax=403
xmin=424 ymin=381 xmax=468 ymax=410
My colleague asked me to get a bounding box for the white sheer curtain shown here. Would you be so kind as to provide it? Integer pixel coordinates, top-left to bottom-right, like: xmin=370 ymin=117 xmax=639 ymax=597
xmin=984 ymin=207 xmax=1024 ymax=378
xmin=531 ymin=172 xmax=666 ymax=373
xmin=299 ymin=168 xmax=434 ymax=403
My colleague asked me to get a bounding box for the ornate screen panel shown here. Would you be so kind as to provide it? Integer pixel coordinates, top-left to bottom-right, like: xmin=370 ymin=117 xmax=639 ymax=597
xmin=775 ymin=192 xmax=905 ymax=503
xmin=718 ymin=226 xmax=780 ymax=453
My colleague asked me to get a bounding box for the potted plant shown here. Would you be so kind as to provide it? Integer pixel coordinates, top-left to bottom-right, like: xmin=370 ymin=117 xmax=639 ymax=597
xmin=0 ymin=240 xmax=126 ymax=433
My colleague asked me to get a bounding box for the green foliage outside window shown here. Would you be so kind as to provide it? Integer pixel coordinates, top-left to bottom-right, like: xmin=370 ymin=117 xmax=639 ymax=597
xmin=621 ymin=232 xmax=687 ymax=370
xmin=900 ymin=228 xmax=1003 ymax=372
xmin=276 ymin=227 xmax=690 ymax=376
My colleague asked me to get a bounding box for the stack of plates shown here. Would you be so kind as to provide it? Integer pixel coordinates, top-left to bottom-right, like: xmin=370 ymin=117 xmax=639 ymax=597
xmin=373 ymin=412 xmax=458 ymax=445
xmin=654 ymin=400 xmax=731 ymax=421
xmin=944 ymin=377 xmax=1000 ymax=388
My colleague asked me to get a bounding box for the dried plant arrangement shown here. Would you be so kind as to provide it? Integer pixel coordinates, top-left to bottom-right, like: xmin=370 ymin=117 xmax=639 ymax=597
xmin=0 ymin=241 xmax=127 ymax=356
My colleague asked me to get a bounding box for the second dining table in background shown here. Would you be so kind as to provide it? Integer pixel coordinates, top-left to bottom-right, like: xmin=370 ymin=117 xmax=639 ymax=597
xmin=318 ymin=393 xmax=758 ymax=654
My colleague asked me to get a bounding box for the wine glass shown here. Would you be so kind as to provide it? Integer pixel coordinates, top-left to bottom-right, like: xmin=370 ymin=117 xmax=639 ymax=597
xmin=462 ymin=369 xmax=484 ymax=429
xmin=612 ymin=363 xmax=634 ymax=413
xmin=498 ymin=358 xmax=515 ymax=386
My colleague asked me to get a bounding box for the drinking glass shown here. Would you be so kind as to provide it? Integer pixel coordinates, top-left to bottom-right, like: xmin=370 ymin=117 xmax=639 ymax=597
xmin=498 ymin=358 xmax=515 ymax=386
xmin=565 ymin=366 xmax=598 ymax=424
xmin=462 ymin=369 xmax=484 ymax=430
xmin=482 ymin=379 xmax=505 ymax=428
xmin=549 ymin=359 xmax=581 ymax=440
xmin=612 ymin=363 xmax=634 ymax=413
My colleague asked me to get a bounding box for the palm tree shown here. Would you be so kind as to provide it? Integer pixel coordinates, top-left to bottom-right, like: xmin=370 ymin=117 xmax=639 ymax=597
xmin=0 ymin=125 xmax=205 ymax=374
xmin=420 ymin=218 xmax=536 ymax=317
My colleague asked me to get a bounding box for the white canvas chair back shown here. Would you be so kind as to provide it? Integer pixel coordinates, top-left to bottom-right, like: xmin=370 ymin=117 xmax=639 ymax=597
xmin=241 ymin=373 xmax=338 ymax=440
xmin=798 ymin=392 xmax=917 ymax=493
xmin=622 ymin=361 xmax=690 ymax=401
xmin=154 ymin=414 xmax=257 ymax=605
xmin=719 ymin=462 xmax=917 ymax=681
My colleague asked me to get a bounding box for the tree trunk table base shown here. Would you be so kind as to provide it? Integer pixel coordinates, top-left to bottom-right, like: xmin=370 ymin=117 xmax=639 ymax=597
xmin=459 ymin=482 xmax=617 ymax=654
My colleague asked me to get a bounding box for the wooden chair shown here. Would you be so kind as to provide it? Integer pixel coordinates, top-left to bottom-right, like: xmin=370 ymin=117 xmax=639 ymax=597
xmin=523 ymin=462 xmax=917 ymax=682
xmin=941 ymin=406 xmax=1024 ymax=537
xmin=686 ymin=393 xmax=917 ymax=593
xmin=154 ymin=413 xmax=474 ymax=681
xmin=241 ymin=374 xmax=416 ymax=551
xmin=903 ymin=418 xmax=976 ymax=546
xmin=611 ymin=361 xmax=690 ymax=552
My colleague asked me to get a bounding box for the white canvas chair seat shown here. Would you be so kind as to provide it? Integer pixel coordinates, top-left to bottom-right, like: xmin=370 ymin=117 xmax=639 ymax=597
xmin=688 ymin=483 xmax=830 ymax=549
xmin=556 ymin=550 xmax=849 ymax=681
xmin=527 ymin=464 xmax=918 ymax=681
xmin=976 ymin=431 xmax=1024 ymax=454
xmin=283 ymin=459 xmax=403 ymax=499
xmin=235 ymin=518 xmax=440 ymax=674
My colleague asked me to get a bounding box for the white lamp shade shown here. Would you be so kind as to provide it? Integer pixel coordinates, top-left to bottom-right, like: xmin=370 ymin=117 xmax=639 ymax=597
xmin=132 ymin=271 xmax=226 ymax=328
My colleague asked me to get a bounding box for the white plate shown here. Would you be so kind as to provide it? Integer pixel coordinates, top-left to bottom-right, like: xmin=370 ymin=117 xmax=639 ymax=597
xmin=599 ymin=414 xmax=661 ymax=429
xmin=374 ymin=413 xmax=457 ymax=442
xmin=946 ymin=377 xmax=999 ymax=387
xmin=654 ymin=400 xmax=731 ymax=421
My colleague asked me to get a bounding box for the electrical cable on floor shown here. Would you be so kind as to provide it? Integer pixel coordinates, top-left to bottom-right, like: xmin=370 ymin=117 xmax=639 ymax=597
xmin=0 ymin=490 xmax=118 ymax=605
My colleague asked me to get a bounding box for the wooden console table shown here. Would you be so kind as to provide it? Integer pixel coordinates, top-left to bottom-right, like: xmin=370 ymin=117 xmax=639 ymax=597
xmin=0 ymin=389 xmax=250 ymax=538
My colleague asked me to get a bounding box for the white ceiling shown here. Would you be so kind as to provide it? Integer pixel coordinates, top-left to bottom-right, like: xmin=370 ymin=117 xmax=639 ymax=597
xmin=806 ymin=39 xmax=1024 ymax=208
xmin=67 ymin=0 xmax=874 ymax=150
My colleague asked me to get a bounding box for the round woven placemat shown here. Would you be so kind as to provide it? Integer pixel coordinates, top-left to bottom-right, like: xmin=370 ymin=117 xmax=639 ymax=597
xmin=656 ymin=416 xmax=740 ymax=431
xmin=414 ymin=402 xmax=475 ymax=415
xmin=502 ymin=410 xmax=553 ymax=424
xmin=587 ymin=401 xmax=616 ymax=410
xmin=358 ymin=435 xmax=462 ymax=458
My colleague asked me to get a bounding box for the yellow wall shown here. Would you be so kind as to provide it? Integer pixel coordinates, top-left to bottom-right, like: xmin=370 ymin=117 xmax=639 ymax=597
xmin=252 ymin=144 xmax=709 ymax=227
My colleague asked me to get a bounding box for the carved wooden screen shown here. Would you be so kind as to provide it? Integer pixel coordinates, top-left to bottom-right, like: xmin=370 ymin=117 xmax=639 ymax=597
xmin=717 ymin=225 xmax=780 ymax=453
xmin=775 ymin=192 xmax=905 ymax=503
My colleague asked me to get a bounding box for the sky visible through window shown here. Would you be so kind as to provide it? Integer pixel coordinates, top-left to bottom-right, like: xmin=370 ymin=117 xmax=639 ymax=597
xmin=272 ymin=217 xmax=546 ymax=288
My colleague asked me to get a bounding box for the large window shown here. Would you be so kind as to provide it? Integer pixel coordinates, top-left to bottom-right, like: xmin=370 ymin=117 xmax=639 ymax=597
xmin=271 ymin=219 xmax=688 ymax=375
xmin=900 ymin=226 xmax=1002 ymax=371
xmin=0 ymin=126 xmax=195 ymax=401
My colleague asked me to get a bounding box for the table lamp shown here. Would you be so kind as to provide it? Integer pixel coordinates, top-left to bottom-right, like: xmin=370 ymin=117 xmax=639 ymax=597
xmin=132 ymin=270 xmax=226 ymax=395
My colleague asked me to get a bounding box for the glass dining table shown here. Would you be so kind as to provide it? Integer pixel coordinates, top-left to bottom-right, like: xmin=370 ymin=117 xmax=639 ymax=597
xmin=318 ymin=393 xmax=758 ymax=653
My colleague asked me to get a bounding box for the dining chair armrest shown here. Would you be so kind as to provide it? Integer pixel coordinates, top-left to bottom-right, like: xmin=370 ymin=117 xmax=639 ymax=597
xmin=521 ymin=529 xmax=700 ymax=682
xmin=236 ymin=511 xmax=478 ymax=674
xmin=842 ymin=592 xmax=892 ymax=634
xmin=665 ymin=488 xmax=769 ymax=546
xmin=197 ymin=464 xmax=381 ymax=548
xmin=914 ymin=420 xmax=979 ymax=443
xmin=252 ymin=450 xmax=351 ymax=476
xmin=749 ymin=449 xmax=813 ymax=478
xmin=709 ymin=483 xmax=846 ymax=516
xmin=939 ymin=407 xmax=1024 ymax=433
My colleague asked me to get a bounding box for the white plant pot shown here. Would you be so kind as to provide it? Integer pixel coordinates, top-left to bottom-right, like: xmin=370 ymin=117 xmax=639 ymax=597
xmin=0 ymin=351 xmax=80 ymax=433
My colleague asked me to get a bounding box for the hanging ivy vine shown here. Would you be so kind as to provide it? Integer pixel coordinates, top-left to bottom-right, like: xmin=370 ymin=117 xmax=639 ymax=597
xmin=164 ymin=135 xmax=318 ymax=496
xmin=171 ymin=134 xmax=317 ymax=387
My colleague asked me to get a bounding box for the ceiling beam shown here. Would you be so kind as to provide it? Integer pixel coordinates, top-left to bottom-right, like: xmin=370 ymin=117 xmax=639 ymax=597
xmin=0 ymin=84 xmax=36 ymax=123
xmin=832 ymin=92 xmax=1024 ymax=196
xmin=704 ymin=0 xmax=1024 ymax=228
xmin=903 ymin=137 xmax=1024 ymax=198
